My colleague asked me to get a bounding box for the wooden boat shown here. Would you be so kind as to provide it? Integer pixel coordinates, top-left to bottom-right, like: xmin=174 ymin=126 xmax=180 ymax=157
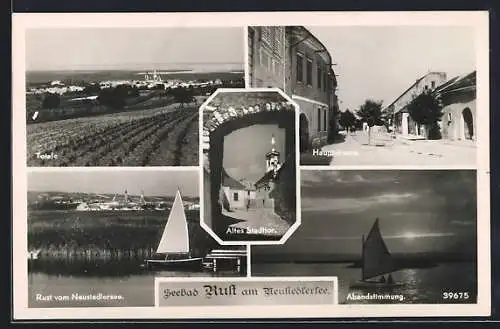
xmin=145 ymin=189 xmax=203 ymax=270
xmin=350 ymin=218 xmax=404 ymax=289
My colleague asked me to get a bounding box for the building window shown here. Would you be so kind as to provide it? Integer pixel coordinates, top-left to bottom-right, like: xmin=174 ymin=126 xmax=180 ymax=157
xmin=448 ymin=113 xmax=452 ymax=122
xmin=431 ymin=80 xmax=436 ymax=89
xmin=260 ymin=49 xmax=273 ymax=72
xmin=317 ymin=108 xmax=321 ymax=132
xmin=261 ymin=26 xmax=284 ymax=58
xmin=233 ymin=193 xmax=239 ymax=201
xmin=425 ymin=85 xmax=428 ymax=91
xmin=306 ymin=58 xmax=313 ymax=86
xmin=296 ymin=53 xmax=303 ymax=83
xmin=323 ymin=109 xmax=327 ymax=131
xmin=317 ymin=67 xmax=322 ymax=89
xmin=323 ymin=73 xmax=327 ymax=92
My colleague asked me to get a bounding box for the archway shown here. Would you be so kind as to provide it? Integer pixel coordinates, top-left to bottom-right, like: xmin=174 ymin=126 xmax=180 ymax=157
xmin=207 ymin=110 xmax=296 ymax=241
xmin=462 ymin=108 xmax=474 ymax=140
xmin=299 ymin=113 xmax=310 ymax=153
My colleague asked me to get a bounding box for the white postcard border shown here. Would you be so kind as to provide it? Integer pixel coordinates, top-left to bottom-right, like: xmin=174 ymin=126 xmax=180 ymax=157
xmin=12 ymin=11 xmax=490 ymax=320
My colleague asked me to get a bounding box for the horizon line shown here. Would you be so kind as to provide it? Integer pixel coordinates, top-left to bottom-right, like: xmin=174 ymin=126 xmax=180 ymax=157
xmin=27 ymin=189 xmax=199 ymax=197
xmin=26 ymin=65 xmax=245 ymax=72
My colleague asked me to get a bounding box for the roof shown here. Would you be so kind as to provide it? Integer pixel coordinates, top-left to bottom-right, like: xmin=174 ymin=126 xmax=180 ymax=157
xmin=385 ymin=72 xmax=446 ymax=110
xmin=292 ymin=26 xmax=333 ymax=66
xmin=255 ymin=170 xmax=276 ymax=188
xmin=434 ymin=71 xmax=476 ymax=94
xmin=266 ymin=149 xmax=280 ymax=158
xmin=221 ymin=168 xmax=247 ymax=190
xmin=254 ymin=153 xmax=293 ymax=187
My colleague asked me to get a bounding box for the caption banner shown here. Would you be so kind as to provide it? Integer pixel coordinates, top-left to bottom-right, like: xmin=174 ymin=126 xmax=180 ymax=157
xmin=155 ymin=277 xmax=338 ymax=307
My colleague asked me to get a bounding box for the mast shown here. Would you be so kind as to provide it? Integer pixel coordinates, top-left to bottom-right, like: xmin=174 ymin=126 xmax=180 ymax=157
xmin=361 ymin=234 xmax=365 ymax=281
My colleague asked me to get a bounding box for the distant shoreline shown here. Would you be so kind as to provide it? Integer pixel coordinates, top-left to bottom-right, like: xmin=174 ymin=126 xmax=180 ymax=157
xmin=26 ymin=69 xmax=244 ymax=74
xmin=25 ymin=69 xmax=245 ymax=84
xmin=251 ymin=256 xmax=476 ymax=265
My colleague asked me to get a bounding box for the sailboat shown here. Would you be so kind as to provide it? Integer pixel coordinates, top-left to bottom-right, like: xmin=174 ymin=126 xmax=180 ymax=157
xmin=350 ymin=218 xmax=404 ymax=288
xmin=145 ymin=189 xmax=203 ymax=270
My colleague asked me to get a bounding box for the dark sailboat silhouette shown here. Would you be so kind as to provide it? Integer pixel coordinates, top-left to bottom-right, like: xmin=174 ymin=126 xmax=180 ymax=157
xmin=145 ymin=189 xmax=203 ymax=270
xmin=350 ymin=218 xmax=404 ymax=288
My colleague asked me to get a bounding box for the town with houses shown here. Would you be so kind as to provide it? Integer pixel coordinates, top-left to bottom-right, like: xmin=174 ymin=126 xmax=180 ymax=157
xmin=28 ymin=189 xmax=200 ymax=212
xmin=27 ymin=69 xmax=227 ymax=99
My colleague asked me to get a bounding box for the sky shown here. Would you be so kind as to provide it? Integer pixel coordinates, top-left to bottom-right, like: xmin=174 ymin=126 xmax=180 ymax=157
xmin=223 ymin=124 xmax=286 ymax=182
xmin=27 ymin=170 xmax=199 ymax=197
xmin=307 ymin=26 xmax=476 ymax=112
xmin=254 ymin=170 xmax=476 ymax=257
xmin=26 ymin=27 xmax=244 ymax=71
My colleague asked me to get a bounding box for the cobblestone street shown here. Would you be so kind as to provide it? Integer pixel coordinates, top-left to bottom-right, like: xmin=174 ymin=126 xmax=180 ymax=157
xmin=320 ymin=131 xmax=476 ymax=166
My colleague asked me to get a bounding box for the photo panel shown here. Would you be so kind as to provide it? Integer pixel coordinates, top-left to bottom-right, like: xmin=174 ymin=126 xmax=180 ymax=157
xmin=200 ymin=89 xmax=299 ymax=243
xmin=252 ymin=170 xmax=478 ymax=305
xmin=248 ymin=26 xmax=477 ymax=167
xmin=25 ymin=27 xmax=245 ymax=167
xmin=27 ymin=169 xmax=248 ymax=308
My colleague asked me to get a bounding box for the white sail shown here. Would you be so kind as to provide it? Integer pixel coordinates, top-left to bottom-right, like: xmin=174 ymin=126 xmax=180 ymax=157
xmin=220 ymin=187 xmax=231 ymax=212
xmin=156 ymin=189 xmax=190 ymax=254
xmin=362 ymin=218 xmax=395 ymax=280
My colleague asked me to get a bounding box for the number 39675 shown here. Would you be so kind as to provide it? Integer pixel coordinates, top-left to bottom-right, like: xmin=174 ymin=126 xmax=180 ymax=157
xmin=442 ymin=292 xmax=470 ymax=300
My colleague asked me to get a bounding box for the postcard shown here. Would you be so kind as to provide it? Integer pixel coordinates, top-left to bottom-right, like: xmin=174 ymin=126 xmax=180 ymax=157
xmin=12 ymin=11 xmax=490 ymax=320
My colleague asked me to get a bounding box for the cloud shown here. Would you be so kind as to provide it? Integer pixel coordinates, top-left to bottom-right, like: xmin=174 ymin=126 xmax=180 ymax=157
xmin=301 ymin=171 xmax=340 ymax=186
xmin=304 ymin=232 xmax=456 ymax=240
xmin=335 ymin=174 xmax=367 ymax=183
xmin=301 ymin=192 xmax=418 ymax=213
xmin=450 ymin=220 xmax=475 ymax=226
xmin=302 ymin=170 xmax=402 ymax=189
xmin=303 ymin=232 xmax=456 ymax=241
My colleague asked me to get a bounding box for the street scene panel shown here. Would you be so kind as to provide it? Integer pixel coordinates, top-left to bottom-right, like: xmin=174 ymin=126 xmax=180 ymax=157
xmin=27 ymin=170 xmax=248 ymax=308
xmin=26 ymin=27 xmax=244 ymax=167
xmin=247 ymin=26 xmax=477 ymax=166
xmin=251 ymin=170 xmax=477 ymax=304
xmin=201 ymin=90 xmax=298 ymax=242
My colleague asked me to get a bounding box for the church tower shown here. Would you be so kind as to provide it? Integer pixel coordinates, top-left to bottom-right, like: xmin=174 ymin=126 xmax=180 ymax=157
xmin=265 ymin=134 xmax=281 ymax=176
xmin=140 ymin=189 xmax=146 ymax=205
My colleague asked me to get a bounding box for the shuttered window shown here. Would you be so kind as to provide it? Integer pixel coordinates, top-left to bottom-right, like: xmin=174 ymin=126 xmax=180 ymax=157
xmin=317 ymin=108 xmax=321 ymax=132
xmin=261 ymin=26 xmax=284 ymax=58
xmin=306 ymin=58 xmax=313 ymax=85
xmin=317 ymin=67 xmax=322 ymax=89
xmin=296 ymin=53 xmax=303 ymax=83
xmin=324 ymin=109 xmax=327 ymax=131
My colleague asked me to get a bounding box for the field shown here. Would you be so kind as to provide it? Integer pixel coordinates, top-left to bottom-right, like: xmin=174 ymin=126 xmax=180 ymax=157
xmin=27 ymin=104 xmax=199 ymax=166
xmin=28 ymin=210 xmax=217 ymax=260
xmin=25 ymin=90 xmax=176 ymax=122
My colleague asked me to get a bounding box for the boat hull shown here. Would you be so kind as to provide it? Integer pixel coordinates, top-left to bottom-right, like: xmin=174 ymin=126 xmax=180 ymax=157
xmin=349 ymin=280 xmax=405 ymax=289
xmin=146 ymin=257 xmax=203 ymax=270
